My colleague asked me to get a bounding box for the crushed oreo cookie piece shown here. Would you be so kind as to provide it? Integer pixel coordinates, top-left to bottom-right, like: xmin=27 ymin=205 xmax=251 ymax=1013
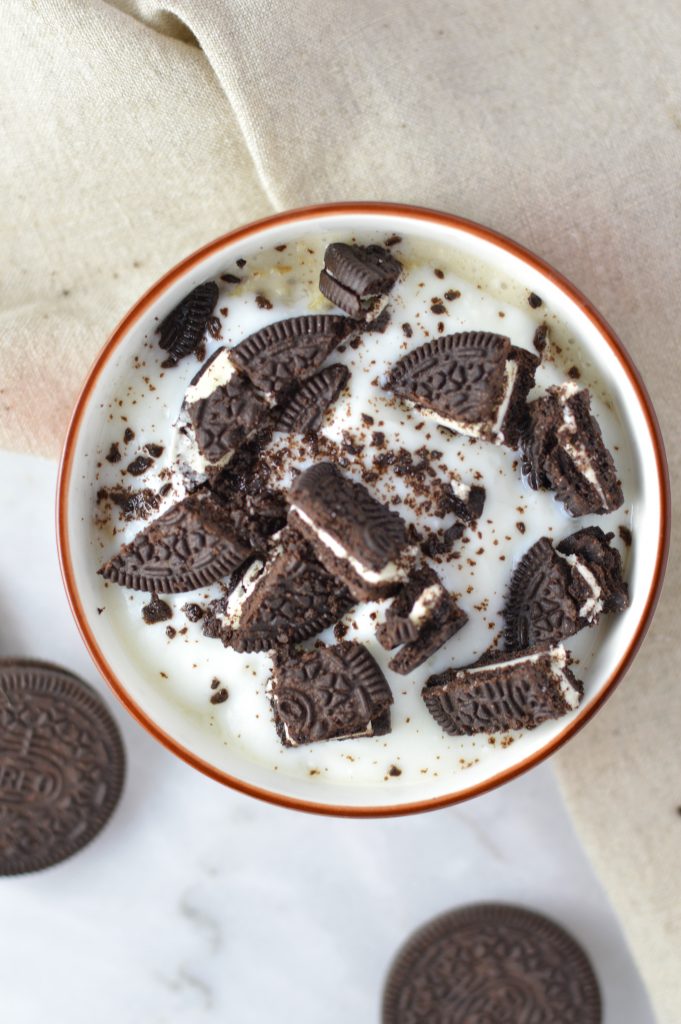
xmin=319 ymin=242 xmax=402 ymax=320
xmin=156 ymin=281 xmax=219 ymax=367
xmin=276 ymin=364 xmax=349 ymax=434
xmin=270 ymin=642 xmax=393 ymax=746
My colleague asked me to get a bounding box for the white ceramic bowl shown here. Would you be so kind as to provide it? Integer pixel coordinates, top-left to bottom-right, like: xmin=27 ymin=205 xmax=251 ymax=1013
xmin=57 ymin=203 xmax=669 ymax=816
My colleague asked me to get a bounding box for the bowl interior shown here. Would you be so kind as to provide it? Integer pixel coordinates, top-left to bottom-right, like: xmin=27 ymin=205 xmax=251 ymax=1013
xmin=59 ymin=206 xmax=666 ymax=814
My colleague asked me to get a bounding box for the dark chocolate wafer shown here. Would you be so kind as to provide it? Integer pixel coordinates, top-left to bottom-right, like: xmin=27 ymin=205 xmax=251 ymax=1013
xmin=382 ymin=903 xmax=601 ymax=1024
xmin=270 ymin=642 xmax=393 ymax=746
xmin=203 ymin=528 xmax=354 ymax=652
xmin=98 ymin=490 xmax=254 ymax=593
xmin=276 ymin=364 xmax=349 ymax=433
xmin=0 ymin=660 xmax=125 ymax=875
xmin=319 ymin=242 xmax=402 ymax=318
xmin=156 ymin=281 xmax=219 ymax=367
xmin=229 ymin=315 xmax=354 ymax=395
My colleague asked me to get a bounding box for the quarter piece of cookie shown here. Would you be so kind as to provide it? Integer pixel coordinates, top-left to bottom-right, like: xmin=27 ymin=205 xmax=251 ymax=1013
xmin=504 ymin=528 xmax=629 ymax=650
xmin=319 ymin=242 xmax=402 ymax=320
xmin=269 ymin=642 xmax=393 ymax=746
xmin=422 ymin=643 xmax=583 ymax=735
xmin=385 ymin=333 xmax=539 ymax=448
xmin=382 ymin=903 xmax=602 ymax=1024
xmin=229 ymin=315 xmax=354 ymax=396
xmin=276 ymin=364 xmax=350 ymax=434
xmin=376 ymin=566 xmax=468 ymax=675
xmin=156 ymin=281 xmax=219 ymax=367
xmin=288 ymin=462 xmax=415 ymax=600
xmin=98 ymin=490 xmax=255 ymax=593
xmin=174 ymin=347 xmax=272 ymax=484
xmin=0 ymin=660 xmax=125 ymax=875
xmin=522 ymin=383 xmax=623 ymax=515
xmin=203 ymin=528 xmax=354 ymax=652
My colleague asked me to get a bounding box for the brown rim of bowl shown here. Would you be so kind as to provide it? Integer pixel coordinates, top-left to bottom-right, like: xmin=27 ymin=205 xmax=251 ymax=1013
xmin=56 ymin=201 xmax=671 ymax=818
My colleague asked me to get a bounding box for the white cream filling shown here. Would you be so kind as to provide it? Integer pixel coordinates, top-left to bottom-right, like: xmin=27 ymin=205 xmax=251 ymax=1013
xmin=290 ymin=506 xmax=409 ymax=585
xmin=408 ymin=583 xmax=445 ymax=626
xmin=410 ymin=357 xmax=518 ymax=444
xmin=184 ymin=349 xmax=237 ymax=405
xmin=462 ymin=645 xmax=581 ymax=711
xmin=217 ymin=558 xmax=266 ymax=628
xmin=556 ymin=551 xmax=604 ymax=621
xmin=556 ymin=388 xmax=608 ymax=505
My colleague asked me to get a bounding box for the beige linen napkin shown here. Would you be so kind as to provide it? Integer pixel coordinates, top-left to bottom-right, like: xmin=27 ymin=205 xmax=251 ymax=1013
xmin=2 ymin=1 xmax=679 ymax=1018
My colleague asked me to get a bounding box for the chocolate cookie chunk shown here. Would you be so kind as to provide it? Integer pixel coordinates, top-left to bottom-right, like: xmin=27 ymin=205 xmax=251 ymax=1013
xmin=98 ymin=490 xmax=254 ymax=593
xmin=319 ymin=242 xmax=402 ymax=319
xmin=385 ymin=333 xmax=539 ymax=448
xmin=439 ymin=481 xmax=486 ymax=523
xmin=522 ymin=384 xmax=623 ymax=515
xmin=423 ymin=643 xmax=583 ymax=735
xmin=0 ymin=660 xmax=125 ymax=875
xmin=178 ymin=347 xmax=271 ymax=480
xmin=382 ymin=903 xmax=602 ymax=1024
xmin=156 ymin=281 xmax=219 ymax=367
xmin=229 ymin=315 xmax=354 ymax=395
xmin=505 ymin=529 xmax=629 ymax=649
xmin=203 ymin=528 xmax=354 ymax=652
xmin=377 ymin=567 xmax=468 ymax=675
xmin=288 ymin=462 xmax=413 ymax=600
xmin=270 ymin=642 xmax=393 ymax=746
xmin=276 ymin=364 xmax=350 ymax=433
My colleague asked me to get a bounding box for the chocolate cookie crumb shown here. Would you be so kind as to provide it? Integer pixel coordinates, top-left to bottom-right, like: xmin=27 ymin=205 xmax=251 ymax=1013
xmin=528 ymin=292 xmax=543 ymax=308
xmin=275 ymin=244 xmax=287 ymax=252
xmin=516 ymin=521 xmax=526 ymax=533
xmin=619 ymin=525 xmax=632 ymax=546
xmin=255 ymin=294 xmax=273 ymax=310
xmin=105 ymin=443 xmax=121 ymax=464
xmin=144 ymin=443 xmax=164 ymax=459
xmin=568 ymin=365 xmax=581 ymax=379
xmin=434 ymin=268 xmax=444 ymax=279
xmin=165 ymin=626 xmax=176 ymax=639
xmin=236 ymin=258 xmax=247 ymax=268
xmin=210 ymin=688 xmax=229 ymax=705
xmin=388 ymin=765 xmax=402 ymax=777
xmin=220 ymin=273 xmax=241 ymax=284
xmin=142 ymin=593 xmax=172 ymax=624
xmin=444 ymin=289 xmax=461 ymax=301
xmin=126 ymin=455 xmax=153 ymax=476
xmin=402 ymin=323 xmax=413 ymax=338
xmin=430 ymin=301 xmax=447 ymax=315
xmin=334 ymin=621 xmax=349 ymax=641
xmin=533 ymin=324 xmax=549 ymax=354
xmin=385 ymin=234 xmax=402 ymax=247
xmin=361 ymin=413 xmax=375 ymax=426
xmin=210 ymin=677 xmax=221 ymax=690
xmin=123 ymin=427 xmax=135 ymax=443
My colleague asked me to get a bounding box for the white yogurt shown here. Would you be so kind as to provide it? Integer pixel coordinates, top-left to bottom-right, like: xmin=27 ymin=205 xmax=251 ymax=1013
xmin=90 ymin=231 xmax=634 ymax=786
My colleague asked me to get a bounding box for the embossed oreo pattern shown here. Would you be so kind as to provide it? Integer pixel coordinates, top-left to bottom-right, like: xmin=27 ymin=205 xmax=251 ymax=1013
xmin=206 ymin=531 xmax=354 ymax=652
xmin=323 ymin=243 xmax=402 ymax=297
xmin=290 ymin=462 xmax=408 ymax=570
xmin=382 ymin=903 xmax=602 ymax=1024
xmin=0 ymin=661 xmax=125 ymax=875
xmin=276 ymin=364 xmax=350 ymax=433
xmin=187 ymin=372 xmax=270 ymax=464
xmin=386 ymin=332 xmax=510 ymax=425
xmin=229 ymin=315 xmax=352 ymax=394
xmin=423 ymin=648 xmax=582 ymax=735
xmin=504 ymin=537 xmax=579 ymax=649
xmin=99 ymin=492 xmax=252 ymax=593
xmin=271 ymin=642 xmax=393 ymax=746
xmin=156 ymin=281 xmax=218 ymax=367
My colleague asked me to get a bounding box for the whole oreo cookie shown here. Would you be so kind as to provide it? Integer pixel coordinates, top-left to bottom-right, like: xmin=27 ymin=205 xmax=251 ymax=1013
xmin=382 ymin=903 xmax=601 ymax=1024
xmin=0 ymin=660 xmax=125 ymax=875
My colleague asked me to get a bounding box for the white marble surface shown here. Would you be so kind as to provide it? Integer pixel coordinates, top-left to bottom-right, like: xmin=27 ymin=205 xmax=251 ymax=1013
xmin=0 ymin=451 xmax=654 ymax=1023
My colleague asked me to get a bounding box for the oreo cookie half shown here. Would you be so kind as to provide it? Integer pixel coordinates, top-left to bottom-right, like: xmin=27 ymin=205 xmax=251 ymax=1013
xmin=203 ymin=528 xmax=354 ymax=652
xmin=382 ymin=903 xmax=601 ymax=1024
xmin=229 ymin=315 xmax=354 ymax=395
xmin=0 ymin=660 xmax=125 ymax=875
xmin=276 ymin=364 xmax=350 ymax=434
xmin=270 ymin=642 xmax=393 ymax=746
xmin=386 ymin=333 xmax=539 ymax=448
xmin=156 ymin=281 xmax=219 ymax=367
xmin=288 ymin=462 xmax=413 ymax=600
xmin=319 ymin=242 xmax=402 ymax=319
xmin=423 ymin=643 xmax=583 ymax=736
xmin=98 ymin=490 xmax=254 ymax=593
